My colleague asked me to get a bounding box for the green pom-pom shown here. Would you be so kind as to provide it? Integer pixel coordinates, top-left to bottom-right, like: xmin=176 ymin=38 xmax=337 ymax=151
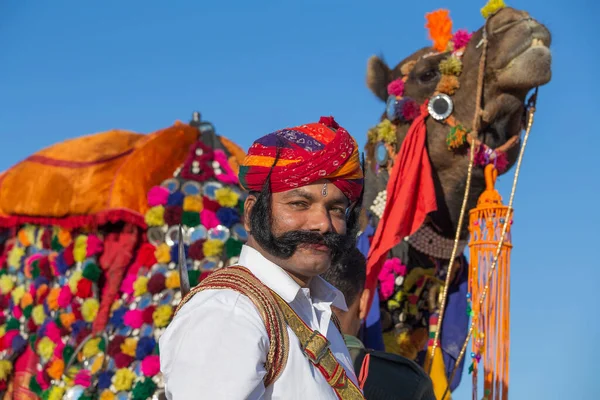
xmin=63 ymin=345 xmax=75 ymax=363
xmin=188 ymin=270 xmax=201 ymax=287
xmin=376 ymin=119 xmax=397 ymax=144
xmin=51 ymin=235 xmax=63 ymax=251
xmin=439 ymin=56 xmax=463 ymax=76
xmin=28 ymin=334 xmax=38 ymax=350
xmin=23 ymin=304 xmax=33 ymax=319
xmin=99 ymin=337 xmax=106 ymax=352
xmin=79 ymin=395 xmax=93 ymax=400
xmin=29 ymin=378 xmax=43 ymax=395
xmin=31 ymin=261 xmax=40 ymax=279
xmin=55 ymin=315 xmax=63 ymax=329
xmin=182 ymin=211 xmax=200 ymax=228
xmin=225 ymin=238 xmax=243 ymax=259
xmin=82 ymin=263 xmax=102 ymax=282
xmin=238 ymin=200 xmax=245 ymax=216
xmin=132 ymin=378 xmax=158 ymax=400
xmin=6 ymin=318 xmax=20 ymax=331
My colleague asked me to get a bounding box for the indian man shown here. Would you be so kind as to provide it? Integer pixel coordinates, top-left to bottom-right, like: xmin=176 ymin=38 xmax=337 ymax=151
xmin=159 ymin=116 xmax=365 ymax=399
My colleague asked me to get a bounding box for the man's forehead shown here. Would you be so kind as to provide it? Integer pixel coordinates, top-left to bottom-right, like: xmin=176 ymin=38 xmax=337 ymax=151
xmin=280 ymin=184 xmax=348 ymax=204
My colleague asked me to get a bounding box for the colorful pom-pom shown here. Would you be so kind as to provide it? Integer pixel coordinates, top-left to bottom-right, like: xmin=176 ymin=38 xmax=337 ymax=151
xmin=215 ymin=188 xmax=239 ymax=208
xmin=200 ymin=209 xmax=220 ymax=230
xmin=147 ymin=274 xmax=166 ymax=295
xmin=141 ymin=355 xmax=161 ymax=377
xmin=387 ymin=79 xmax=405 ymax=97
xmin=439 ymin=56 xmax=463 ymax=76
xmin=216 ymin=207 xmax=240 ymax=228
xmin=147 ymin=186 xmax=170 ymax=207
xmin=452 ymin=29 xmax=473 ymax=49
xmin=152 ymin=305 xmax=173 ymax=328
xmin=481 ymin=0 xmax=506 ymax=19
xmin=145 ymin=206 xmax=165 ymax=227
xmin=113 ymin=368 xmax=136 ymax=391
xmin=136 ymin=337 xmax=156 ymax=360
xmin=121 ymin=337 xmax=138 ymax=357
xmin=203 ymin=239 xmax=224 ymax=258
xmin=183 ymin=195 xmax=204 ymax=212
xmin=182 ymin=211 xmax=201 ymax=228
xmin=425 ymin=9 xmax=453 ymax=53
xmin=133 ymin=276 xmax=149 ymax=297
xmin=124 ymin=309 xmax=144 ymax=329
xmin=155 ymin=243 xmax=171 ymax=264
xmin=82 ymin=299 xmax=99 ymax=322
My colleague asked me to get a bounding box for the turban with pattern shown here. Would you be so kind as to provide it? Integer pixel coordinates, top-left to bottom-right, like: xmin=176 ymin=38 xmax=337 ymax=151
xmin=238 ymin=116 xmax=364 ymax=203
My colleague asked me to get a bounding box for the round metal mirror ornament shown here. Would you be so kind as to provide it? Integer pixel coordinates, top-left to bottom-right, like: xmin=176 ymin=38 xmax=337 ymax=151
xmin=375 ymin=142 xmax=389 ymax=167
xmin=428 ymin=93 xmax=454 ymax=121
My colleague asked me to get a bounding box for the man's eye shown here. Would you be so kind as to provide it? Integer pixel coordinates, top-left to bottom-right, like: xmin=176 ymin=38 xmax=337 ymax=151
xmin=331 ymin=207 xmax=346 ymax=215
xmin=289 ymin=201 xmax=309 ymax=209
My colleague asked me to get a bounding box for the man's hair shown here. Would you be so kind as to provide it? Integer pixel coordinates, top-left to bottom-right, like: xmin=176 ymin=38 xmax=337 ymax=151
xmin=321 ymin=246 xmax=366 ymax=306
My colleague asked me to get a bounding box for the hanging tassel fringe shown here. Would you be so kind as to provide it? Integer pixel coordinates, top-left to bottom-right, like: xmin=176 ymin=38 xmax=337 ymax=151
xmin=468 ymin=164 xmax=512 ymax=400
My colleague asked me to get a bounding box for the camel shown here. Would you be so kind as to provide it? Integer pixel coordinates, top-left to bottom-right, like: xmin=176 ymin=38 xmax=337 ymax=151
xmin=360 ymin=4 xmax=552 ymax=398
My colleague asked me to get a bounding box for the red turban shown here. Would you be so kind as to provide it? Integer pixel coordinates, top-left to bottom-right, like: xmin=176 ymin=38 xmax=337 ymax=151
xmin=238 ymin=117 xmax=363 ymax=203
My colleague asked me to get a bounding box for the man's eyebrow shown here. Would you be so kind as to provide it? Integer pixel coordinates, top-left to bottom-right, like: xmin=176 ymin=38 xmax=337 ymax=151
xmin=281 ymin=189 xmax=316 ymax=201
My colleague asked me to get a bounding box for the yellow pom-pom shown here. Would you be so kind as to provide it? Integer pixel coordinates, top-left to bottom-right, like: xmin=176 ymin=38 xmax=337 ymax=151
xmin=82 ymin=337 xmax=102 ymax=358
xmin=8 ymin=245 xmax=25 ymax=268
xmin=376 ymin=119 xmax=397 ymax=144
xmin=165 ymin=271 xmax=180 ymax=289
xmin=73 ymin=235 xmax=88 ymax=263
xmin=48 ymin=386 xmax=66 ymax=400
xmin=133 ymin=276 xmax=149 ymax=297
xmin=20 ymin=292 xmax=33 ymax=309
xmin=155 ymin=243 xmax=171 ymax=264
xmin=11 ymin=285 xmax=25 ymax=306
xmin=215 ymin=187 xmax=240 ymax=208
xmin=0 ymin=360 xmax=13 ymax=380
xmin=183 ymin=195 xmax=204 ymax=212
xmin=439 ymin=56 xmax=462 ymax=76
xmin=68 ymin=271 xmax=83 ymax=294
xmin=203 ymin=239 xmax=224 ymax=257
xmin=367 ymin=127 xmax=378 ymax=144
xmin=481 ymin=0 xmax=506 ymax=19
xmin=145 ymin=205 xmax=165 ymax=227
xmin=37 ymin=337 xmax=56 ymax=361
xmin=82 ymin=299 xmax=100 ymax=323
xmin=32 ymin=305 xmax=46 ymax=326
xmin=0 ymin=275 xmax=14 ymax=294
xmin=100 ymin=390 xmax=116 ymax=400
xmin=0 ymin=325 xmax=6 ymax=338
xmin=153 ymin=305 xmax=173 ymax=328
xmin=90 ymin=353 xmax=105 ymax=374
xmin=113 ymin=368 xmax=137 ymax=391
xmin=121 ymin=337 xmax=138 ymax=357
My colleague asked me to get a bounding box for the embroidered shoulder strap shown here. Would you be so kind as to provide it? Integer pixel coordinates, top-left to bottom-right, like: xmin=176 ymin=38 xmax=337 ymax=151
xmin=174 ymin=266 xmax=289 ymax=387
xmin=270 ymin=291 xmax=366 ymax=399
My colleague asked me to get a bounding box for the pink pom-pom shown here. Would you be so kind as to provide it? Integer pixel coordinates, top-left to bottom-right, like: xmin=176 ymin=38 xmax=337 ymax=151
xmin=2 ymin=330 xmax=18 ymax=349
xmin=36 ymin=370 xmax=50 ymax=390
xmin=74 ymin=369 xmax=92 ymax=388
xmin=148 ymin=186 xmax=170 ymax=207
xmin=387 ymin=79 xmax=405 ymax=97
xmin=45 ymin=321 xmax=62 ymax=343
xmin=12 ymin=306 xmax=22 ymax=320
xmin=402 ymin=99 xmax=421 ymax=121
xmin=452 ymin=29 xmax=473 ymax=50
xmin=53 ymin=341 xmax=65 ymax=358
xmin=141 ymin=355 xmax=161 ymax=377
xmin=379 ymin=276 xmax=396 ymax=301
xmin=200 ymin=210 xmax=220 ymax=230
xmin=120 ymin=274 xmax=137 ymax=295
xmin=85 ymin=234 xmax=104 ymax=257
xmin=124 ymin=309 xmax=144 ymax=329
xmin=57 ymin=285 xmax=72 ymax=308
xmin=494 ymin=151 xmax=509 ymax=174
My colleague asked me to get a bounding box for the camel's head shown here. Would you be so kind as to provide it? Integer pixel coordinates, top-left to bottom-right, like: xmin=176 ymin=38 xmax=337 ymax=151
xmin=363 ymin=4 xmax=552 ymax=236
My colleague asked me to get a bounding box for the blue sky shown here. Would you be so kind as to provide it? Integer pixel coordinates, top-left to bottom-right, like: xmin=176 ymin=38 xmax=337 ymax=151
xmin=1 ymin=0 xmax=598 ymax=398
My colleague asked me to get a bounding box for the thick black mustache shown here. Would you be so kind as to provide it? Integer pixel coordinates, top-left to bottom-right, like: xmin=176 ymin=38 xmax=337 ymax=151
xmin=270 ymin=230 xmax=350 ymax=259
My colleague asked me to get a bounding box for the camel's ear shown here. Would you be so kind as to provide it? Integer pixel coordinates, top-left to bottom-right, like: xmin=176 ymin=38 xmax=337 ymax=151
xmin=366 ymin=55 xmax=392 ymax=102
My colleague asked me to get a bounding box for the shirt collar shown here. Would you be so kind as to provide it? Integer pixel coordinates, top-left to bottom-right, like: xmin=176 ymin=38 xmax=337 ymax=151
xmin=238 ymin=245 xmax=348 ymax=311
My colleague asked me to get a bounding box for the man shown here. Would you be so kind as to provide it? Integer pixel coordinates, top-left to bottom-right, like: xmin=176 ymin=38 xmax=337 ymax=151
xmin=321 ymin=247 xmax=436 ymax=400
xmin=159 ymin=116 xmax=365 ymax=399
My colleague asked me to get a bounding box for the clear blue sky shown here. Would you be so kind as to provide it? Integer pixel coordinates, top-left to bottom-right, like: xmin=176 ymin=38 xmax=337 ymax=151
xmin=1 ymin=0 xmax=598 ymax=398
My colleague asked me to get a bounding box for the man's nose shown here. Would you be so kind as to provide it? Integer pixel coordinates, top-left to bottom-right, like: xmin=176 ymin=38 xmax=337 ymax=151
xmin=305 ymin=206 xmax=333 ymax=234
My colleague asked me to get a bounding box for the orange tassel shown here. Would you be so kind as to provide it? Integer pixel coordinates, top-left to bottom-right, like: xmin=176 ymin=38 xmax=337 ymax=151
xmin=468 ymin=164 xmax=512 ymax=400
xmin=425 ymin=10 xmax=453 ymax=53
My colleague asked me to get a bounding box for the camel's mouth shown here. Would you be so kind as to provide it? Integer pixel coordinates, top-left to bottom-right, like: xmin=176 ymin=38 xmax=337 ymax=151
xmin=497 ymin=33 xmax=552 ymax=91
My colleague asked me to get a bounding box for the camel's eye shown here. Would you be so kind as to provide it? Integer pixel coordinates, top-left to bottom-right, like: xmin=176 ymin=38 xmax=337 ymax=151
xmin=419 ymin=69 xmax=438 ymax=83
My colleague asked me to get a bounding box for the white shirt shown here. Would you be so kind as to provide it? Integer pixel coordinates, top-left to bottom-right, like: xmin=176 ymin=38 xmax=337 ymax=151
xmin=159 ymin=245 xmax=359 ymax=399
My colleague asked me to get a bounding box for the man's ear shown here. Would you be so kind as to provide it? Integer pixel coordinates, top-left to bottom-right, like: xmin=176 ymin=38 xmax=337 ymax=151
xmin=358 ymin=288 xmax=371 ymax=320
xmin=243 ymin=194 xmax=257 ymax=232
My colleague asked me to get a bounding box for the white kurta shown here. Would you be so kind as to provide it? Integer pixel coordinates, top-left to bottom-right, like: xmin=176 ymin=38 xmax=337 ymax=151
xmin=159 ymin=245 xmax=358 ymax=399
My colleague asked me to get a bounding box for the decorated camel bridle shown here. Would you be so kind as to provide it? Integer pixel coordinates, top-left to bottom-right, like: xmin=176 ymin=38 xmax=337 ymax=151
xmin=366 ymin=1 xmax=540 ymax=398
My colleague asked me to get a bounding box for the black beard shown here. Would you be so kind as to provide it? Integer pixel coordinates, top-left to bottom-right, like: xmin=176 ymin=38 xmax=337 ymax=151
xmin=248 ymin=186 xmax=359 ymax=265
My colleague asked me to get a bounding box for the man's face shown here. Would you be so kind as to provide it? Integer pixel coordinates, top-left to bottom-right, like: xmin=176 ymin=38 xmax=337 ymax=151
xmin=244 ymin=179 xmax=350 ymax=284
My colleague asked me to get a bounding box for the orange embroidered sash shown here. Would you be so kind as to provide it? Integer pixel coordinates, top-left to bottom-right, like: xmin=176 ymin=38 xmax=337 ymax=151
xmin=174 ymin=265 xmax=365 ymax=399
